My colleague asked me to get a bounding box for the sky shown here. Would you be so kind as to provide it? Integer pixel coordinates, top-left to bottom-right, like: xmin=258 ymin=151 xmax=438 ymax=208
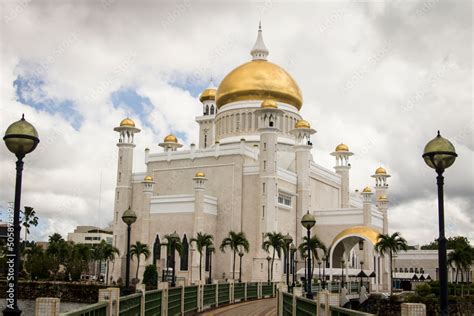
xmin=0 ymin=0 xmax=472 ymax=246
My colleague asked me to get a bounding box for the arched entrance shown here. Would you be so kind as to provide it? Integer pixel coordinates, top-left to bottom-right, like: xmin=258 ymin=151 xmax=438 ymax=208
xmin=329 ymin=226 xmax=386 ymax=292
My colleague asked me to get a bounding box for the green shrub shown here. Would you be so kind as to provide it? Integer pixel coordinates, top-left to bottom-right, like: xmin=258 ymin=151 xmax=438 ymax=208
xmin=415 ymin=283 xmax=432 ymax=297
xmin=143 ymin=264 xmax=158 ymax=289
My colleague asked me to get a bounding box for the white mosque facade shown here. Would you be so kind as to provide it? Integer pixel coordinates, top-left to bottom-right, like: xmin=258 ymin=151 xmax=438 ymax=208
xmin=111 ymin=27 xmax=392 ymax=290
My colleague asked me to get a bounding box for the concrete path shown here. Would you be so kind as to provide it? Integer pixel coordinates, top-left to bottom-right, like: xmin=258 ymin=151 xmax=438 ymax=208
xmin=199 ymin=298 xmax=277 ymax=316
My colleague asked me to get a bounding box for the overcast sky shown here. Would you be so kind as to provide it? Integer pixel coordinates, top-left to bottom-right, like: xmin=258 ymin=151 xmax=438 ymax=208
xmin=0 ymin=0 xmax=472 ymax=246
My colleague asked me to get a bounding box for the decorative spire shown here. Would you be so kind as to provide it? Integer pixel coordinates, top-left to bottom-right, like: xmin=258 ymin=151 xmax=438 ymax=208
xmin=250 ymin=22 xmax=269 ymax=60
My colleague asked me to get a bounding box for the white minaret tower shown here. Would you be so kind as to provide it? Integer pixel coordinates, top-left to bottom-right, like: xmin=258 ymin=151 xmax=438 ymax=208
xmin=196 ymin=81 xmax=217 ymax=149
xmin=330 ymin=143 xmax=353 ymax=208
xmin=250 ymin=22 xmax=269 ymax=60
xmin=361 ymin=186 xmax=373 ymax=227
xmin=137 ymin=175 xmax=154 ymax=278
xmin=377 ymin=195 xmax=389 ymax=234
xmin=256 ymin=100 xmax=283 ymax=239
xmin=192 ymin=171 xmax=207 ymax=282
xmin=112 ymin=118 xmax=140 ymax=281
xmin=371 ymin=166 xmax=391 ymax=202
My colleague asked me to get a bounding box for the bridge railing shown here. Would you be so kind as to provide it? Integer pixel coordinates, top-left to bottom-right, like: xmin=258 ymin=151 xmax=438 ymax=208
xmin=55 ymin=281 xmax=278 ymax=316
xmin=279 ymin=289 xmax=376 ymax=316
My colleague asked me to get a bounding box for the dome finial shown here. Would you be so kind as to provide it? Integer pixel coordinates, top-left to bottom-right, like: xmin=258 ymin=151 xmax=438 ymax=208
xmin=250 ymin=22 xmax=269 ymax=61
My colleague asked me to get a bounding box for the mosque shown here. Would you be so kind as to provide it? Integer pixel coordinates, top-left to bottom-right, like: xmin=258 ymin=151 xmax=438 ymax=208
xmin=111 ymin=26 xmax=392 ymax=291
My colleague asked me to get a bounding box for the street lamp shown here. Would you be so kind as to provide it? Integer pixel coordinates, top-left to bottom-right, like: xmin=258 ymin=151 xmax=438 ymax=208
xmin=290 ymin=244 xmax=297 ymax=290
xmin=303 ymin=253 xmax=308 ymax=289
xmin=359 ymin=239 xmax=364 ymax=251
xmin=359 ymin=260 xmax=364 ymax=289
xmin=301 ymin=210 xmax=316 ymax=299
xmin=266 ymin=256 xmax=272 ymax=283
xmin=3 ymin=115 xmax=39 ymax=316
xmin=121 ymin=206 xmax=137 ymax=295
xmin=423 ymin=131 xmax=457 ymax=316
xmin=161 ymin=241 xmax=168 ymax=282
xmin=283 ymin=233 xmax=293 ymax=290
xmin=207 ymin=244 xmax=215 ymax=284
xmin=238 ymin=250 xmax=244 ymax=283
xmin=169 ymin=231 xmax=180 ymax=287
xmin=317 ymin=260 xmax=322 ymax=282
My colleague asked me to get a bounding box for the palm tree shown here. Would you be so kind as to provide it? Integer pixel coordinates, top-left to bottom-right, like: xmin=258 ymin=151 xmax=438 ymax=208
xmin=190 ymin=232 xmax=213 ymax=281
xmin=130 ymin=241 xmax=150 ymax=280
xmin=375 ymin=232 xmax=408 ymax=295
xmin=220 ymin=231 xmax=249 ymax=280
xmin=298 ymin=234 xmax=327 ymax=277
xmin=46 ymin=234 xmax=68 ymax=280
xmin=448 ymin=245 xmax=473 ymax=296
xmin=22 ymin=206 xmax=38 ymax=242
xmin=262 ymin=232 xmax=284 ymax=281
xmin=102 ymin=243 xmax=120 ymax=286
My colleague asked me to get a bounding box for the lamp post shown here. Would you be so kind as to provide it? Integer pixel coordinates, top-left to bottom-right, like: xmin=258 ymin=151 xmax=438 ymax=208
xmin=3 ymin=115 xmax=39 ymax=316
xmin=423 ymin=131 xmax=457 ymax=316
xmin=322 ymin=257 xmax=327 ymax=290
xmin=341 ymin=259 xmax=345 ymax=289
xmin=290 ymin=244 xmax=297 ymax=290
xmin=207 ymin=244 xmax=215 ymax=284
xmin=161 ymin=242 xmax=168 ymax=282
xmin=360 ymin=260 xmax=364 ymax=289
xmin=317 ymin=260 xmax=321 ymax=281
xmin=266 ymin=256 xmax=271 ymax=283
xmin=283 ymin=233 xmax=293 ymax=290
xmin=238 ymin=250 xmax=244 ymax=283
xmin=121 ymin=206 xmax=137 ymax=295
xmin=301 ymin=211 xmax=316 ymax=299
xmin=169 ymin=231 xmax=180 ymax=287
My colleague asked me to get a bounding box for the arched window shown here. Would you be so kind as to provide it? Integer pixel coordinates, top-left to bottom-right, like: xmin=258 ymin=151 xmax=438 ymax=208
xmin=210 ymin=105 xmax=215 ymax=115
xmin=153 ymin=235 xmax=161 ymax=264
xmin=204 ymin=134 xmax=208 ymax=148
xmin=205 ymin=105 xmax=209 ymax=115
xmin=180 ymin=234 xmax=189 ymax=271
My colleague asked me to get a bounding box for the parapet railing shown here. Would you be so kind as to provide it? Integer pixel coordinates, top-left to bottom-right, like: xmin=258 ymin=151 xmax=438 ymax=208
xmin=56 ymin=281 xmax=277 ymax=316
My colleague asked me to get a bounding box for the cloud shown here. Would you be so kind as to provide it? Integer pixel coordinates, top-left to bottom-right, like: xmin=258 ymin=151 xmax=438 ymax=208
xmin=0 ymin=0 xmax=471 ymax=246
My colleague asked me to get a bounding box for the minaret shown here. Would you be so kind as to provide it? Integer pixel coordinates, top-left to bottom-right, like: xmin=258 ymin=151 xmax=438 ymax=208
xmin=330 ymin=143 xmax=353 ymax=208
xmin=371 ymin=167 xmax=390 ymax=202
xmin=112 ymin=118 xmax=140 ymax=281
xmin=137 ymin=175 xmax=154 ymax=278
xmin=255 ymin=100 xmax=283 ymax=241
xmin=250 ymin=22 xmax=269 ymax=60
xmin=377 ymin=195 xmax=389 ymax=234
xmin=158 ymin=134 xmax=183 ymax=160
xmin=192 ymin=171 xmax=207 ymax=282
xmin=361 ymin=186 xmax=373 ymax=226
xmin=197 ymin=82 xmax=217 ymax=149
xmin=290 ymin=119 xmax=316 ymax=245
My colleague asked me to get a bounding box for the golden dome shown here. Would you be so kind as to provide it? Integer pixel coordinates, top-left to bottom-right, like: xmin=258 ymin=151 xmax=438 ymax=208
xmin=375 ymin=167 xmax=387 ymax=175
xmin=199 ymin=88 xmax=217 ymax=102
xmin=120 ymin=118 xmax=135 ymax=127
xmin=195 ymin=171 xmax=205 ymax=178
xmin=144 ymin=175 xmax=153 ymax=182
xmin=335 ymin=143 xmax=349 ymax=152
xmin=378 ymin=195 xmax=388 ymax=201
xmin=261 ymin=99 xmax=277 ymax=108
xmin=362 ymin=186 xmax=372 ymax=193
xmin=295 ymin=119 xmax=310 ymax=129
xmin=216 ymin=60 xmax=302 ymax=109
xmin=164 ymin=134 xmax=178 ymax=143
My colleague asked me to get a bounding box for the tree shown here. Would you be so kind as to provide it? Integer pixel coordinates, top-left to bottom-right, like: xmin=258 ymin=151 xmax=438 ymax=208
xmin=298 ymin=234 xmax=327 ymax=278
xmin=220 ymin=231 xmax=249 ymax=280
xmin=143 ymin=264 xmax=158 ymax=289
xmin=102 ymin=243 xmax=120 ymax=286
xmin=262 ymin=232 xmax=284 ymax=281
xmin=375 ymin=232 xmax=408 ymax=295
xmin=24 ymin=243 xmax=51 ymax=280
xmin=64 ymin=243 xmax=92 ymax=281
xmin=46 ymin=234 xmax=68 ymax=280
xmin=130 ymin=241 xmax=150 ymax=280
xmin=22 ymin=206 xmax=38 ymax=242
xmin=448 ymin=244 xmax=473 ymax=296
xmin=190 ymin=232 xmax=213 ymax=281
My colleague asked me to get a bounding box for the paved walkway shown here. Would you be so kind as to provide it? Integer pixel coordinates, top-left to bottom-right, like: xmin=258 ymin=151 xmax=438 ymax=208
xmin=199 ymin=298 xmax=277 ymax=316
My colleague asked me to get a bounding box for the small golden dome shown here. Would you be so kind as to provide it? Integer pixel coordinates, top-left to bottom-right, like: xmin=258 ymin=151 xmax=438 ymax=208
xmin=216 ymin=60 xmax=302 ymax=109
xmin=375 ymin=167 xmax=387 ymax=175
xmin=195 ymin=171 xmax=205 ymax=178
xmin=261 ymin=99 xmax=277 ymax=108
xmin=144 ymin=175 xmax=153 ymax=182
xmin=362 ymin=186 xmax=372 ymax=193
xmin=335 ymin=143 xmax=349 ymax=152
xmin=295 ymin=119 xmax=310 ymax=129
xmin=120 ymin=118 xmax=135 ymax=127
xmin=164 ymin=134 xmax=178 ymax=143
xmin=199 ymin=88 xmax=217 ymax=102
xmin=378 ymin=195 xmax=388 ymax=201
